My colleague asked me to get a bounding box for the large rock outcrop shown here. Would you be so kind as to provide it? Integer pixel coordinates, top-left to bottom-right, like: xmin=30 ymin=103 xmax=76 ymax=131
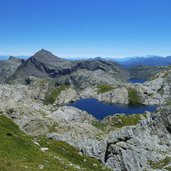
xmin=97 ymin=87 xmax=129 ymax=104
xmin=80 ymin=107 xmax=171 ymax=171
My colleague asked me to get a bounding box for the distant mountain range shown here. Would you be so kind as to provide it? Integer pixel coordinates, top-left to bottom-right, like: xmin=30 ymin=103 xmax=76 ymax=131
xmin=66 ymin=55 xmax=171 ymax=67
xmin=0 ymin=55 xmax=28 ymax=60
xmin=2 ymin=54 xmax=171 ymax=67
xmin=1 ymin=52 xmax=171 ymax=85
xmin=2 ymin=49 xmax=127 ymax=88
xmin=112 ymin=56 xmax=171 ymax=67
xmin=61 ymin=55 xmax=171 ymax=67
xmin=0 ymin=56 xmax=10 ymax=60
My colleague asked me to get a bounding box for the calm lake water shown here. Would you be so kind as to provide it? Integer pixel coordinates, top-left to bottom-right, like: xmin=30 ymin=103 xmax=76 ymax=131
xmin=129 ymin=78 xmax=146 ymax=84
xmin=68 ymin=98 xmax=157 ymax=120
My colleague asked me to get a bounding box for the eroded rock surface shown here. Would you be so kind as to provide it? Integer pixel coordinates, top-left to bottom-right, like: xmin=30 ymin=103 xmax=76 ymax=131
xmin=0 ymin=82 xmax=171 ymax=170
xmin=1 ymin=58 xmax=171 ymax=170
xmin=97 ymin=87 xmax=129 ymax=104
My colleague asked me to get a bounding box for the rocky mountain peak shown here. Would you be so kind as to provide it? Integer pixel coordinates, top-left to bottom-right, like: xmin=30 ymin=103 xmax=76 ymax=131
xmin=35 ymin=49 xmax=53 ymax=56
xmin=8 ymin=56 xmax=16 ymax=60
xmin=8 ymin=56 xmax=24 ymax=62
xmin=30 ymin=49 xmax=65 ymax=65
xmin=94 ymin=56 xmax=103 ymax=60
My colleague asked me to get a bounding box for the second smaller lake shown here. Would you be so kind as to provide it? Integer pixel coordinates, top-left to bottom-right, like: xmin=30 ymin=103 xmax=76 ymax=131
xmin=129 ymin=78 xmax=146 ymax=84
xmin=68 ymin=98 xmax=157 ymax=120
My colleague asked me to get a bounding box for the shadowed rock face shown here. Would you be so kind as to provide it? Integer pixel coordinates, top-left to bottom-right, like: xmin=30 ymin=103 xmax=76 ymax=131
xmin=77 ymin=107 xmax=171 ymax=171
xmin=10 ymin=49 xmax=74 ymax=79
xmin=8 ymin=49 xmax=128 ymax=88
xmin=0 ymin=57 xmax=24 ymax=83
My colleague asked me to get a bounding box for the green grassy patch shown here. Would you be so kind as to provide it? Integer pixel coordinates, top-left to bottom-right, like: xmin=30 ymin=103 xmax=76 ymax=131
xmin=113 ymin=114 xmax=141 ymax=128
xmin=92 ymin=121 xmax=108 ymax=130
xmin=127 ymin=87 xmax=141 ymax=105
xmin=0 ymin=114 xmax=110 ymax=171
xmin=93 ymin=114 xmax=142 ymax=133
xmin=165 ymin=167 xmax=171 ymax=171
xmin=159 ymin=86 xmax=165 ymax=95
xmin=166 ymin=98 xmax=171 ymax=105
xmin=149 ymin=157 xmax=171 ymax=170
xmin=97 ymin=84 xmax=114 ymax=94
xmin=39 ymin=138 xmax=109 ymax=171
xmin=44 ymin=85 xmax=68 ymax=105
xmin=48 ymin=123 xmax=59 ymax=133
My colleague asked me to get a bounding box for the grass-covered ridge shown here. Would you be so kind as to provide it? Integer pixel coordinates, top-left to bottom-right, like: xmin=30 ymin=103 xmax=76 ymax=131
xmin=113 ymin=114 xmax=141 ymax=128
xmin=97 ymin=84 xmax=114 ymax=94
xmin=149 ymin=157 xmax=171 ymax=170
xmin=93 ymin=114 xmax=142 ymax=133
xmin=0 ymin=114 xmax=110 ymax=171
xmin=127 ymin=87 xmax=141 ymax=105
xmin=44 ymin=85 xmax=68 ymax=105
xmin=166 ymin=98 xmax=171 ymax=105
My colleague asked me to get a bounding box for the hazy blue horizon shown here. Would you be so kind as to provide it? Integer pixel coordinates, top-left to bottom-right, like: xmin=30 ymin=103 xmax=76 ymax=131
xmin=0 ymin=0 xmax=171 ymax=58
xmin=0 ymin=53 xmax=170 ymax=61
xmin=0 ymin=50 xmax=169 ymax=60
xmin=0 ymin=52 xmax=170 ymax=59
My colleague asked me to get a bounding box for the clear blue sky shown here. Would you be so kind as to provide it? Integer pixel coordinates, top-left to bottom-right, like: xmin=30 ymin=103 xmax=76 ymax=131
xmin=0 ymin=0 xmax=171 ymax=58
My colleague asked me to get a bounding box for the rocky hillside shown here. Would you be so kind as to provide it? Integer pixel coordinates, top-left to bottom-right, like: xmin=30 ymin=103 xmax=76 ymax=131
xmin=132 ymin=65 xmax=171 ymax=105
xmin=0 ymin=114 xmax=109 ymax=171
xmin=0 ymin=56 xmax=24 ymax=83
xmin=8 ymin=49 xmax=128 ymax=88
xmin=128 ymin=65 xmax=165 ymax=80
xmin=0 ymin=81 xmax=171 ymax=170
xmin=92 ymin=65 xmax=171 ymax=106
xmin=1 ymin=51 xmax=171 ymax=170
xmin=82 ymin=107 xmax=171 ymax=171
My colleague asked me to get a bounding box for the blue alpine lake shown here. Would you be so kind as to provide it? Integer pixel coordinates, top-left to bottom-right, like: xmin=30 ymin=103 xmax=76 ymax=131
xmin=68 ymin=98 xmax=157 ymax=120
xmin=129 ymin=78 xmax=146 ymax=84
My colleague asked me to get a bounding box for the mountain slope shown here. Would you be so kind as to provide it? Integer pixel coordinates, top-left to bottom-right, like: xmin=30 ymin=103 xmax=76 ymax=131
xmin=128 ymin=65 xmax=166 ymax=80
xmin=0 ymin=114 xmax=109 ymax=171
xmin=9 ymin=49 xmax=74 ymax=79
xmin=0 ymin=57 xmax=24 ymax=83
xmin=8 ymin=49 xmax=128 ymax=88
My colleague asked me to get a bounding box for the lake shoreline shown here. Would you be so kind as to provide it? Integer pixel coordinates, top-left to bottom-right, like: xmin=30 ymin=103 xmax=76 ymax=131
xmin=68 ymin=98 xmax=157 ymax=120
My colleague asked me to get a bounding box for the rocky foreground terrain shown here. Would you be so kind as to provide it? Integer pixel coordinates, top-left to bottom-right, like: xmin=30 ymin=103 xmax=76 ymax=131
xmin=1 ymin=50 xmax=171 ymax=170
